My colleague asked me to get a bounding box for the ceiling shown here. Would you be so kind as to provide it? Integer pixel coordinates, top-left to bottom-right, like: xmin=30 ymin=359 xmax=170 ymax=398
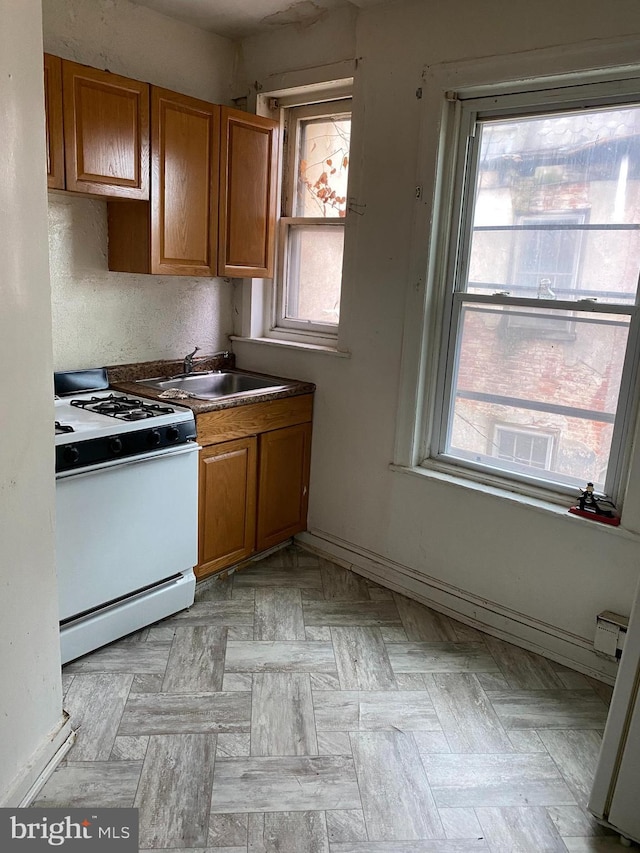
xmin=131 ymin=0 xmax=381 ymax=39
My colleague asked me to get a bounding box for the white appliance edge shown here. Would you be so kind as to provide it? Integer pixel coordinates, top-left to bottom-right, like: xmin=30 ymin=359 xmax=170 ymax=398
xmin=588 ymin=572 xmax=640 ymax=844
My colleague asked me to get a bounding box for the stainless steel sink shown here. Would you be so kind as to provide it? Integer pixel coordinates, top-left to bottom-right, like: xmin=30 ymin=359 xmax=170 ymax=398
xmin=136 ymin=370 xmax=289 ymax=400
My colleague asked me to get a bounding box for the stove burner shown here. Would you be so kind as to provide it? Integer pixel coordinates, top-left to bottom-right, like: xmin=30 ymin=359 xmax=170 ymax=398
xmin=55 ymin=421 xmax=74 ymax=435
xmin=69 ymin=394 xmax=175 ymax=421
xmin=125 ymin=409 xmax=154 ymax=421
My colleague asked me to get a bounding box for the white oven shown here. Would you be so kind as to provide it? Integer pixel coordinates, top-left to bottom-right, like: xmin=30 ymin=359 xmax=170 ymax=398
xmin=54 ymin=370 xmax=199 ymax=664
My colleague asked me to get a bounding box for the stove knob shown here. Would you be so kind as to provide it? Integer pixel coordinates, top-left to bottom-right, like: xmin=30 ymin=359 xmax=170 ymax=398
xmin=63 ymin=445 xmax=80 ymax=465
xmin=147 ymin=429 xmax=162 ymax=447
xmin=109 ymin=437 xmax=123 ymax=455
xmin=166 ymin=426 xmax=180 ymax=442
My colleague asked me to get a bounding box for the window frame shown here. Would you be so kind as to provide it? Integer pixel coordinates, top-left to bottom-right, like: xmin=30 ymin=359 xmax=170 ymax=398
xmin=273 ymin=98 xmax=352 ymax=341
xmin=427 ymin=79 xmax=640 ymax=504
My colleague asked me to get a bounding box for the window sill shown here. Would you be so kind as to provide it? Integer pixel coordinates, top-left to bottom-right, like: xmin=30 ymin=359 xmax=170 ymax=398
xmin=231 ymin=335 xmax=351 ymax=357
xmin=389 ymin=461 xmax=640 ymax=542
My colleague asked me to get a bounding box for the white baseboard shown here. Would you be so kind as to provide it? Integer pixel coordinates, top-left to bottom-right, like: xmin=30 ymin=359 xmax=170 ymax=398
xmin=296 ymin=529 xmax=619 ymax=685
xmin=1 ymin=713 xmax=75 ymax=808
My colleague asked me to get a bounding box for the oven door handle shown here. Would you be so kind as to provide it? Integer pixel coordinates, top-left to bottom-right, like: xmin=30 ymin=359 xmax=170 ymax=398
xmin=55 ymin=442 xmax=200 ymax=480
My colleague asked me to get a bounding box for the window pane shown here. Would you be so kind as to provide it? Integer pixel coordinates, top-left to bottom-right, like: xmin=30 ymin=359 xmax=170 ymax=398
xmin=295 ymin=115 xmax=351 ymax=218
xmin=467 ymin=105 xmax=640 ymax=304
xmin=446 ymin=303 xmax=631 ymax=490
xmin=285 ymin=225 xmax=344 ymax=324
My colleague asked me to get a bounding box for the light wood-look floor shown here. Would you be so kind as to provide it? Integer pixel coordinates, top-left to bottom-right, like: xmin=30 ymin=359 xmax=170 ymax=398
xmin=36 ymin=545 xmax=620 ymax=852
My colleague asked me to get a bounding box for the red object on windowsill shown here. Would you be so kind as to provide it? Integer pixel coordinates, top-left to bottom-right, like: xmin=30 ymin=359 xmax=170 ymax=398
xmin=568 ymin=506 xmax=621 ymax=526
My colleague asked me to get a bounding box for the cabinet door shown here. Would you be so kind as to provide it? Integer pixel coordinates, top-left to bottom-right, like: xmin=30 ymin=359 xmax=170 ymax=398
xmin=256 ymin=423 xmax=311 ymax=552
xmin=218 ymin=107 xmax=278 ymax=278
xmin=44 ymin=54 xmax=64 ymax=190
xmin=198 ymin=437 xmax=257 ymax=579
xmin=151 ymin=88 xmax=220 ymax=275
xmin=62 ymin=60 xmax=149 ymax=198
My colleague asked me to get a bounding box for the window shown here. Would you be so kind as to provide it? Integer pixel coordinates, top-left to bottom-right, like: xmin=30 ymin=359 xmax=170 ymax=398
xmin=275 ymin=99 xmax=352 ymax=339
xmin=493 ymin=425 xmax=556 ymax=473
xmin=431 ymin=84 xmax=640 ymax=499
xmin=504 ymin=212 xmax=585 ymax=339
xmin=510 ymin=213 xmax=585 ymax=299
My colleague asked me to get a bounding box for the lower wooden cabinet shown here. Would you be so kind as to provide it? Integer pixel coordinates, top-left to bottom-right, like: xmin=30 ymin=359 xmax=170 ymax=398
xmin=198 ymin=437 xmax=257 ymax=575
xmin=256 ymin=422 xmax=311 ymax=552
xmin=195 ymin=394 xmax=313 ymax=580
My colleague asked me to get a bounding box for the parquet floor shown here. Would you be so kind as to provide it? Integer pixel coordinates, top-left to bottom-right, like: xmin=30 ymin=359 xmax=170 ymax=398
xmin=35 ymin=544 xmax=622 ymax=851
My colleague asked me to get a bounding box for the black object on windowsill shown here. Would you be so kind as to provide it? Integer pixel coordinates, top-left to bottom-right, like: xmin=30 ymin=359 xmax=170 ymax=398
xmin=568 ymin=482 xmax=620 ymax=526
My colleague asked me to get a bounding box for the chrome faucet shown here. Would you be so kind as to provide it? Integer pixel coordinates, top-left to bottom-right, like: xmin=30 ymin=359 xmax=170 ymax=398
xmin=182 ymin=346 xmax=200 ymax=373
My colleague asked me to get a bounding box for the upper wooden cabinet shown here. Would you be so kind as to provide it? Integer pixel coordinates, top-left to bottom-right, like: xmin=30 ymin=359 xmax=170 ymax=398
xmin=108 ymin=88 xmax=220 ymax=275
xmin=152 ymin=89 xmax=220 ymax=275
xmin=109 ymin=100 xmax=278 ymax=278
xmin=218 ymin=107 xmax=279 ymax=278
xmin=62 ymin=60 xmax=149 ymax=199
xmin=44 ymin=53 xmax=279 ymax=277
xmin=44 ymin=54 xmax=64 ymax=190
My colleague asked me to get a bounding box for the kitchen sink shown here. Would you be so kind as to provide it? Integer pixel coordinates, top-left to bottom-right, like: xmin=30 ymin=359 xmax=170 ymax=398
xmin=136 ymin=370 xmax=290 ymax=400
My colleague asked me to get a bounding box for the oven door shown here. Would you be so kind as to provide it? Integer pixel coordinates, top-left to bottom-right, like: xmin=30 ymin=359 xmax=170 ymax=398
xmin=55 ymin=443 xmax=199 ymax=622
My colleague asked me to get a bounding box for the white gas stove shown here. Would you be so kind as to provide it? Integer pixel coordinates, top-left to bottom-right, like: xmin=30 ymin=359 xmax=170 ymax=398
xmin=54 ymin=369 xmax=199 ymax=664
xmin=55 ymin=389 xmax=196 ymax=474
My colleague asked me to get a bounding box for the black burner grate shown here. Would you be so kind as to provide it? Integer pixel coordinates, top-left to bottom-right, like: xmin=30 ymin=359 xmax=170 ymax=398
xmin=69 ymin=394 xmax=175 ymax=421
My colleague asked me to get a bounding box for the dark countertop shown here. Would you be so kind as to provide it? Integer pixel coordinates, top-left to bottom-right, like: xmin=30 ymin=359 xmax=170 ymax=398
xmin=107 ymin=354 xmax=315 ymax=416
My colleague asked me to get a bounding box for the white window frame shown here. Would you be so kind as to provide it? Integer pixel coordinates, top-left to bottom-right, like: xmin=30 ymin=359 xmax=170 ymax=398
xmin=399 ymin=60 xmax=640 ymax=508
xmin=273 ymin=98 xmax=352 ymax=341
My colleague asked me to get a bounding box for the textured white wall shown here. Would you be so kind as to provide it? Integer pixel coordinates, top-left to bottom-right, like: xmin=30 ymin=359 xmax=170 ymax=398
xmin=233 ymin=0 xmax=640 ymax=652
xmin=0 ymin=0 xmax=64 ymax=802
xmin=48 ymin=196 xmax=233 ymax=369
xmin=43 ymin=0 xmax=238 ymax=369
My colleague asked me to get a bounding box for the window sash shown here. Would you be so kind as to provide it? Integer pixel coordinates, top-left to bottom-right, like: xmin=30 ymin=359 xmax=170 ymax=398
xmin=282 ymin=100 xmax=352 ymax=219
xmin=433 ymin=292 xmax=640 ymax=498
xmin=275 ymin=218 xmax=346 ymax=336
xmin=274 ymin=98 xmax=351 ymax=338
xmin=430 ymin=87 xmax=640 ymax=502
